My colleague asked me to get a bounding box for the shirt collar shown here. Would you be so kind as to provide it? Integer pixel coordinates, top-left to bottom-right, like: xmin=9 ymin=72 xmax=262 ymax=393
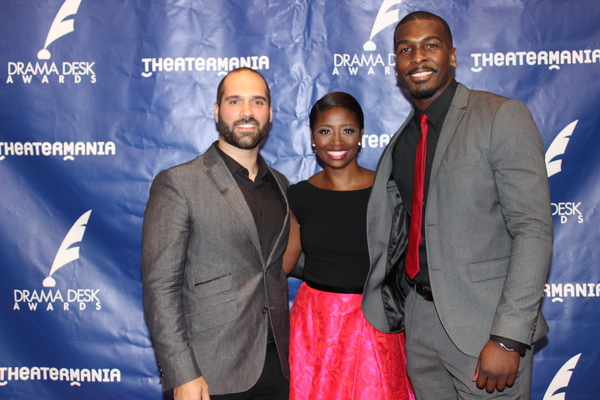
xmin=214 ymin=141 xmax=269 ymax=181
xmin=416 ymin=79 xmax=458 ymax=125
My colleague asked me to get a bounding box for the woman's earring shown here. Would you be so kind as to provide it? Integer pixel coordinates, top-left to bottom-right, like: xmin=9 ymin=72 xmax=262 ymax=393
xmin=311 ymin=143 xmax=316 ymax=152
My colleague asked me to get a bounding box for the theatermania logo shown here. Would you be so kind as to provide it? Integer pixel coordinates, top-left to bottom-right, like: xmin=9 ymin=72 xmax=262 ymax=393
xmin=5 ymin=0 xmax=96 ymax=84
xmin=13 ymin=210 xmax=103 ymax=312
xmin=471 ymin=49 xmax=600 ymax=72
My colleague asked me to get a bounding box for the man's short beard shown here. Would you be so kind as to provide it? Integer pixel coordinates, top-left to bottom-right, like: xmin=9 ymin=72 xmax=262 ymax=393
xmin=217 ymin=117 xmax=270 ymax=150
xmin=411 ymin=87 xmax=438 ymax=100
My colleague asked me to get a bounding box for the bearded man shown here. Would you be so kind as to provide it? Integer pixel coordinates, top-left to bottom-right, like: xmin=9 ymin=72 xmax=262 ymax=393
xmin=142 ymin=67 xmax=290 ymax=400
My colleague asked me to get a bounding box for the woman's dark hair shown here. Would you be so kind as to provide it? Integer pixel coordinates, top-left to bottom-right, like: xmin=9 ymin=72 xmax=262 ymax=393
xmin=309 ymin=92 xmax=364 ymax=131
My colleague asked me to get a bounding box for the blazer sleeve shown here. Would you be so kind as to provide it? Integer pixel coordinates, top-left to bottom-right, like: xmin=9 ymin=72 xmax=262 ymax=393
xmin=488 ymin=99 xmax=553 ymax=345
xmin=141 ymin=168 xmax=203 ymax=391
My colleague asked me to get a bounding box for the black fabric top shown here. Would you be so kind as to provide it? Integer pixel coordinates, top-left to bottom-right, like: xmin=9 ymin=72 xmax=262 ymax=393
xmin=288 ymin=180 xmax=371 ymax=289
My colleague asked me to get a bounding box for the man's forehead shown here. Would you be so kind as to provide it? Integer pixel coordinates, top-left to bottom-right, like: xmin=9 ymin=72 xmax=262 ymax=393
xmin=395 ymin=19 xmax=450 ymax=45
xmin=221 ymin=72 xmax=268 ymax=97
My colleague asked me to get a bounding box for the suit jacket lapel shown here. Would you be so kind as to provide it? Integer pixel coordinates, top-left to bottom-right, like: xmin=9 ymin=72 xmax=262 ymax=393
xmin=429 ymin=83 xmax=469 ymax=188
xmin=203 ymin=145 xmax=264 ymax=262
xmin=263 ymin=167 xmax=290 ymax=269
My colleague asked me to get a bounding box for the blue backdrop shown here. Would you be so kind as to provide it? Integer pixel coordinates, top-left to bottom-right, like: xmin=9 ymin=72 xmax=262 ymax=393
xmin=1 ymin=1 xmax=598 ymax=398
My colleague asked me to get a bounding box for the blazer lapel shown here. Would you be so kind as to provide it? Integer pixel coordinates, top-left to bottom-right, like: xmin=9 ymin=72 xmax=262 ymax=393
xmin=263 ymin=166 xmax=289 ymax=269
xmin=429 ymin=83 xmax=469 ymax=188
xmin=203 ymin=145 xmax=264 ymax=262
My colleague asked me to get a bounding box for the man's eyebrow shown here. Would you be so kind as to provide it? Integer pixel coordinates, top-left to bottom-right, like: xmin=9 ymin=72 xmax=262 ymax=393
xmin=395 ymin=35 xmax=445 ymax=48
xmin=224 ymin=95 xmax=268 ymax=101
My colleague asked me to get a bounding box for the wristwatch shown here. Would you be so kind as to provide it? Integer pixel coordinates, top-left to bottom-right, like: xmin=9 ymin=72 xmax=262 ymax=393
xmin=498 ymin=342 xmax=516 ymax=352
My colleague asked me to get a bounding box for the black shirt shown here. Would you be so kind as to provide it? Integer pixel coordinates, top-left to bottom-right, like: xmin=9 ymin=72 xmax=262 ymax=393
xmin=392 ymin=79 xmax=458 ymax=286
xmin=287 ymin=181 xmax=371 ymax=289
xmin=215 ymin=143 xmax=286 ymax=261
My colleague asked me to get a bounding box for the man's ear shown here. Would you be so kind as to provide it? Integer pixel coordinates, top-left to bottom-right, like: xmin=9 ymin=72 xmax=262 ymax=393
xmin=450 ymin=47 xmax=457 ymax=68
xmin=214 ymin=103 xmax=219 ymax=123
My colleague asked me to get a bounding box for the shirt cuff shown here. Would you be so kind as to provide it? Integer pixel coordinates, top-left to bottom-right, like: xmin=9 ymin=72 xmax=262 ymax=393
xmin=490 ymin=335 xmax=528 ymax=357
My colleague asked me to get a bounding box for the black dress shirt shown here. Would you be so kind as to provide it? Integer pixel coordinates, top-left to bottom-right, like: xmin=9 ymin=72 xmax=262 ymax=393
xmin=215 ymin=143 xmax=286 ymax=261
xmin=392 ymin=79 xmax=458 ymax=287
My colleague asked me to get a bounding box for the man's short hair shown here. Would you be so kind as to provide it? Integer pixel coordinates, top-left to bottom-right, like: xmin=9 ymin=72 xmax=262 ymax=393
xmin=394 ymin=11 xmax=453 ymax=50
xmin=216 ymin=67 xmax=271 ymax=106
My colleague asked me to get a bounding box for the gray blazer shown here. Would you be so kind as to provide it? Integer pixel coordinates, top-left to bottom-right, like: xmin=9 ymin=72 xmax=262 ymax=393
xmin=364 ymin=83 xmax=553 ymax=357
xmin=141 ymin=143 xmax=290 ymax=393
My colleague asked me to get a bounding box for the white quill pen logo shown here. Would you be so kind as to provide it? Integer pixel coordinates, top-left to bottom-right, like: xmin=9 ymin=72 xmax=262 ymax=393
xmin=43 ymin=210 xmax=92 ymax=287
xmin=546 ymin=120 xmax=577 ymax=178
xmin=363 ymin=0 xmax=403 ymax=51
xmin=543 ymin=353 xmax=581 ymax=400
xmin=37 ymin=0 xmax=83 ymax=60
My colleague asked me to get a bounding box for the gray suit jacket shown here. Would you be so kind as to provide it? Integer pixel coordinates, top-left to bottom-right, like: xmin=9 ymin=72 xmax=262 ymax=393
xmin=365 ymin=83 xmax=553 ymax=356
xmin=141 ymin=143 xmax=290 ymax=393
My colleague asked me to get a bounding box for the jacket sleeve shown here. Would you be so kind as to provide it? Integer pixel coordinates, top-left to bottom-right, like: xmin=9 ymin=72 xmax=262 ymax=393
xmin=488 ymin=99 xmax=553 ymax=345
xmin=141 ymin=169 xmax=203 ymax=391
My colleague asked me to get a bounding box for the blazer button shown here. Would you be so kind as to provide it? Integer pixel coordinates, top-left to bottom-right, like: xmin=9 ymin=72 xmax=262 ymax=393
xmin=262 ymin=307 xmax=268 ymax=314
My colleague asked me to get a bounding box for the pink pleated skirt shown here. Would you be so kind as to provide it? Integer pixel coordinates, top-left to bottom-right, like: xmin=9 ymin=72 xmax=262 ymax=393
xmin=289 ymin=282 xmax=415 ymax=400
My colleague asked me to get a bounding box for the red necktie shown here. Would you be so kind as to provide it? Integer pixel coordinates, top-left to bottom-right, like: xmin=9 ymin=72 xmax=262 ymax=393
xmin=406 ymin=113 xmax=429 ymax=279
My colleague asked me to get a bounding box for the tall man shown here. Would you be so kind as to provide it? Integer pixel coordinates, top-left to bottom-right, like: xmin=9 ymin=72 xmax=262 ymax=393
xmin=365 ymin=11 xmax=553 ymax=399
xmin=142 ymin=67 xmax=290 ymax=400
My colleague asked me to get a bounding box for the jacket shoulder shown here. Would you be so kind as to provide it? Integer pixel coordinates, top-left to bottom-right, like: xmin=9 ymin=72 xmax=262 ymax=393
xmin=460 ymin=83 xmax=523 ymax=110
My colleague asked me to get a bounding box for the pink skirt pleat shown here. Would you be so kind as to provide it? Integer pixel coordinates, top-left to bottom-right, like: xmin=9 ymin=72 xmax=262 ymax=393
xmin=289 ymin=283 xmax=415 ymax=400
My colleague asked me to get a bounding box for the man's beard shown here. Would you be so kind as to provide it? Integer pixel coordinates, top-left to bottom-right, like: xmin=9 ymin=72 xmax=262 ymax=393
xmin=217 ymin=116 xmax=271 ymax=150
xmin=411 ymin=87 xmax=438 ymax=100
xmin=406 ymin=66 xmax=440 ymax=100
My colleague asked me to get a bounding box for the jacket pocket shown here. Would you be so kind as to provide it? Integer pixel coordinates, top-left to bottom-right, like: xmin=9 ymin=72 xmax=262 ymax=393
xmin=444 ymin=155 xmax=482 ymax=170
xmin=186 ymin=299 xmax=237 ymax=334
xmin=468 ymin=257 xmax=508 ymax=283
xmin=194 ymin=272 xmax=232 ymax=299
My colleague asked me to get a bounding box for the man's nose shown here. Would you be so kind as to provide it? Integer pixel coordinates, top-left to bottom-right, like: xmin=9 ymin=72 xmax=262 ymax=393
xmin=412 ymin=47 xmax=428 ymax=64
xmin=240 ymin=102 xmax=253 ymax=117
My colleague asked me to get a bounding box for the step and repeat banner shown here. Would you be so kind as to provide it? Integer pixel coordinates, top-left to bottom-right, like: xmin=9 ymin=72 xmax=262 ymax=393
xmin=1 ymin=0 xmax=598 ymax=398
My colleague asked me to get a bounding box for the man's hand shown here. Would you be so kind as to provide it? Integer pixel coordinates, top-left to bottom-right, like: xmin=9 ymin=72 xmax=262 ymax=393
xmin=472 ymin=340 xmax=521 ymax=393
xmin=173 ymin=376 xmax=210 ymax=400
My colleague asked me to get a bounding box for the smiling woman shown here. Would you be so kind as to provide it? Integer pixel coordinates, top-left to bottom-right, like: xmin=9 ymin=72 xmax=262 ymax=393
xmin=282 ymin=92 xmax=415 ymax=400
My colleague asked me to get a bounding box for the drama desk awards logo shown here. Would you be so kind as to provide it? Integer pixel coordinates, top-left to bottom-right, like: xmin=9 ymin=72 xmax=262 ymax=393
xmin=6 ymin=0 xmax=96 ymax=84
xmin=332 ymin=0 xmax=401 ymax=77
xmin=13 ymin=210 xmax=102 ymax=312
xmin=543 ymin=353 xmax=581 ymax=400
xmin=545 ymin=120 xmax=585 ymax=225
xmin=544 ymin=118 xmax=597 ymax=305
